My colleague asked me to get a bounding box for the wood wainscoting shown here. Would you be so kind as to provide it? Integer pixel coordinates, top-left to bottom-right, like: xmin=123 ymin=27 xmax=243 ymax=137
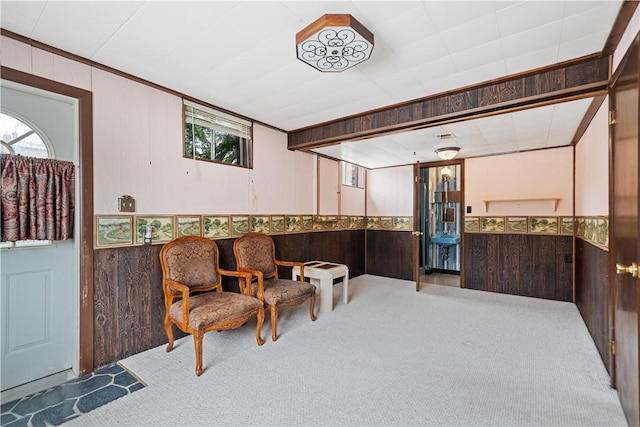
xmin=93 ymin=230 xmax=365 ymax=369
xmin=463 ymin=233 xmax=573 ymax=302
xmin=366 ymin=230 xmax=414 ymax=280
xmin=575 ymin=238 xmax=610 ymax=373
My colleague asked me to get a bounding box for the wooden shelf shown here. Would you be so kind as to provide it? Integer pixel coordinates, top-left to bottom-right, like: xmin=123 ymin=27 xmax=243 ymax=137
xmin=481 ymin=197 xmax=560 ymax=212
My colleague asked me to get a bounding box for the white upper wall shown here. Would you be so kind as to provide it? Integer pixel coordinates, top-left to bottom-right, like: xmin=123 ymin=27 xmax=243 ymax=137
xmin=465 ymin=147 xmax=574 ymax=216
xmin=1 ymin=36 xmax=323 ymax=216
xmin=575 ymin=98 xmax=609 ymax=216
xmin=367 ymin=165 xmax=414 ymax=216
xmin=613 ymin=7 xmax=640 ymax=72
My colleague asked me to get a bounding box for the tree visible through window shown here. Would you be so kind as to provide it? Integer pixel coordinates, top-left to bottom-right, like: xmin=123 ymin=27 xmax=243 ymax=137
xmin=184 ymin=101 xmax=251 ymax=167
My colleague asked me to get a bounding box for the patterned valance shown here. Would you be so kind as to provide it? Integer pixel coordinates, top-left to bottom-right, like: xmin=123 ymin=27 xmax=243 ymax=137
xmin=1 ymin=154 xmax=75 ymax=242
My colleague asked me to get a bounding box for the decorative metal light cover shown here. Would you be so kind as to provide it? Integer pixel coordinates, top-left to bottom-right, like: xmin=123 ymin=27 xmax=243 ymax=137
xmin=296 ymin=14 xmax=374 ymax=72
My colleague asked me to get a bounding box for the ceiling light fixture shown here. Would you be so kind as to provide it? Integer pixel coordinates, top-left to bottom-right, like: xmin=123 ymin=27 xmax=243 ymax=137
xmin=296 ymin=14 xmax=374 ymax=72
xmin=435 ymin=147 xmax=460 ymax=160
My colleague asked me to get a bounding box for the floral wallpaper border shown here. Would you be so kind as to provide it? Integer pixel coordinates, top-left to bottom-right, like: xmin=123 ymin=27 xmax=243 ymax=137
xmin=575 ymin=216 xmax=609 ymax=250
xmin=95 ymin=214 xmax=413 ymax=248
xmin=464 ymin=215 xmax=609 ymax=250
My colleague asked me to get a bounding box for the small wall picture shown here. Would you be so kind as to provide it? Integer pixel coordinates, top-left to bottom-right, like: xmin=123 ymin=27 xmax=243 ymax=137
xmin=506 ymin=217 xmax=528 ymax=233
xmin=339 ymin=216 xmax=349 ymax=230
xmin=271 ymin=215 xmax=285 ymax=234
xmin=394 ymin=217 xmax=411 ymax=230
xmin=530 ymin=217 xmax=558 ymax=234
xmin=203 ymin=216 xmax=229 ymax=239
xmin=594 ymin=217 xmax=609 ymax=247
xmin=287 ymin=216 xmax=302 ymax=233
xmin=176 ymin=216 xmax=202 ymax=237
xmin=301 ymin=215 xmax=314 ymax=231
xmin=561 ymin=217 xmax=574 ymax=235
xmin=134 ymin=216 xmax=173 ymax=245
xmin=231 ymin=215 xmax=249 ymax=237
xmin=464 ymin=217 xmax=480 ymax=233
xmin=380 ymin=216 xmax=393 ymax=229
xmin=96 ymin=215 xmax=133 ymax=248
xmin=481 ymin=217 xmax=505 ymax=233
xmin=251 ymin=216 xmax=270 ymax=234
xmin=367 ymin=216 xmax=380 ymax=229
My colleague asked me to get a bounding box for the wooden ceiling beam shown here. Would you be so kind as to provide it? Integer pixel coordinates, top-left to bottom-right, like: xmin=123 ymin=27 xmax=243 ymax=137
xmin=288 ymin=53 xmax=609 ymax=150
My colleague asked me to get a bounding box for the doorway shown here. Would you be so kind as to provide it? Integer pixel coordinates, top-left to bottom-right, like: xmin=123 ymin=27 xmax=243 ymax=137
xmin=0 ymin=82 xmax=80 ymax=401
xmin=418 ymin=163 xmax=462 ymax=288
xmin=611 ymin=34 xmax=639 ymax=426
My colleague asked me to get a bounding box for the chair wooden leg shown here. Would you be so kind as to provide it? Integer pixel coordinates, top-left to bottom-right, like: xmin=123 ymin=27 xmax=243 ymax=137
xmin=164 ymin=318 xmax=174 ymax=352
xmin=255 ymin=308 xmax=265 ymax=346
xmin=270 ymin=305 xmax=279 ymax=341
xmin=193 ymin=330 xmax=204 ymax=376
xmin=309 ymin=293 xmax=317 ymax=321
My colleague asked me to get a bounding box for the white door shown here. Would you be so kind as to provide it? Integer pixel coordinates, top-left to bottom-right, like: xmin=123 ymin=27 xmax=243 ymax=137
xmin=0 ymin=84 xmax=78 ymax=391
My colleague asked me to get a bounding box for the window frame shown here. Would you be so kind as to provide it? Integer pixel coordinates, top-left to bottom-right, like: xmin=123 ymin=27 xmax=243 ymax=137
xmin=1 ymin=110 xmax=54 ymax=158
xmin=342 ymin=161 xmax=365 ymax=188
xmin=0 ymin=111 xmax=54 ymax=249
xmin=182 ymin=100 xmax=253 ymax=169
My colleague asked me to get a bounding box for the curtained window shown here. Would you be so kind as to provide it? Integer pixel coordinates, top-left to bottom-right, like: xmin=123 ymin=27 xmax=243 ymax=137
xmin=1 ymin=154 xmax=75 ymax=242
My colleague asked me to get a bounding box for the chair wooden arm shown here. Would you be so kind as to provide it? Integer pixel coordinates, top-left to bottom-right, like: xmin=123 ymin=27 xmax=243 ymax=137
xmin=237 ymin=268 xmax=265 ymax=300
xmin=164 ymin=279 xmax=191 ymax=328
xmin=275 ymin=260 xmax=305 ymax=281
xmin=218 ymin=268 xmax=254 ymax=296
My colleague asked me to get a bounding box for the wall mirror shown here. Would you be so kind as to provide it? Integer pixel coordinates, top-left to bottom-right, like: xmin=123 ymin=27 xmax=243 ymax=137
xmin=443 ymin=207 xmax=455 ymax=223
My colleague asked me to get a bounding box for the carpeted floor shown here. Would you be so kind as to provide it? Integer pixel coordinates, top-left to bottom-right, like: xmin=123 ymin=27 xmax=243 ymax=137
xmin=65 ymin=275 xmax=627 ymax=426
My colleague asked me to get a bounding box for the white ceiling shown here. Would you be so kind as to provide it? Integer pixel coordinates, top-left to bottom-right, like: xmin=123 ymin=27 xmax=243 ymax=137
xmin=0 ymin=1 xmax=623 ymax=168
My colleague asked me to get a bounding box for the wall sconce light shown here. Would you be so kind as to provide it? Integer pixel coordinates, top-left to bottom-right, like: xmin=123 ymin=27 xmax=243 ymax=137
xmin=118 ymin=195 xmax=135 ymax=212
xmin=296 ymin=14 xmax=374 ymax=72
xmin=435 ymin=147 xmax=460 ymax=160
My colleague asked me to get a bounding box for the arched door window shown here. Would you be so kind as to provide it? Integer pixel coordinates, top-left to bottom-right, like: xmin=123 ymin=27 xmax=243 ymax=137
xmin=0 ymin=111 xmax=51 ymax=158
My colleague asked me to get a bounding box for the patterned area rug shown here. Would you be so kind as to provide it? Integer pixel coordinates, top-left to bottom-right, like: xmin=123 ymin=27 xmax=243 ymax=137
xmin=1 ymin=363 xmax=145 ymax=426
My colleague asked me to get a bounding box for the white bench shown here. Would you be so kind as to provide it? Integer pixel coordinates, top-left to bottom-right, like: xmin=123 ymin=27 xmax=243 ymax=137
xmin=291 ymin=261 xmax=349 ymax=313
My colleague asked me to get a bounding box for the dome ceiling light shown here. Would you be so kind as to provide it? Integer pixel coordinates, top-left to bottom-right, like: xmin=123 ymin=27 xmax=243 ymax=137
xmin=296 ymin=14 xmax=374 ymax=72
xmin=435 ymin=147 xmax=460 ymax=160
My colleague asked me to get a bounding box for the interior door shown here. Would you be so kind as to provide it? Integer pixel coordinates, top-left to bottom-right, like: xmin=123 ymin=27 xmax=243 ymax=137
xmin=612 ymin=35 xmax=639 ymax=426
xmin=413 ymin=162 xmax=421 ymax=291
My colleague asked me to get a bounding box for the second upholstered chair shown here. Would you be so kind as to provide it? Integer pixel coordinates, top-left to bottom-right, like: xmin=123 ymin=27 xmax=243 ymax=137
xmin=159 ymin=236 xmax=265 ymax=376
xmin=233 ymin=233 xmax=316 ymax=341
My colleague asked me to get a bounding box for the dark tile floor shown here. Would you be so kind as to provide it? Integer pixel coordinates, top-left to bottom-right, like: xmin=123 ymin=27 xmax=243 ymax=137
xmin=1 ymin=363 xmax=145 ymax=426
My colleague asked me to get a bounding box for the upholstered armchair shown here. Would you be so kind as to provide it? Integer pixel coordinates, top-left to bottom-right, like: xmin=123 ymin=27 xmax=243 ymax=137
xmin=233 ymin=233 xmax=316 ymax=341
xmin=159 ymin=236 xmax=265 ymax=376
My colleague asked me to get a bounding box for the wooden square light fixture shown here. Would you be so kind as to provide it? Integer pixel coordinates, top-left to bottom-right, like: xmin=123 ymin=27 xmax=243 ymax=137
xmin=296 ymin=14 xmax=374 ymax=72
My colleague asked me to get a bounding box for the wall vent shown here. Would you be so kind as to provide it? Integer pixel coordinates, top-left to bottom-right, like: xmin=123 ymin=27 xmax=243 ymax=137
xmin=436 ymin=132 xmax=455 ymax=139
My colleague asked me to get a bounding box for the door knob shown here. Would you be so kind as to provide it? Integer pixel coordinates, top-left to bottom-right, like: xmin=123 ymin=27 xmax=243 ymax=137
xmin=616 ymin=262 xmax=639 ymax=277
xmin=411 ymin=231 xmax=423 ymax=236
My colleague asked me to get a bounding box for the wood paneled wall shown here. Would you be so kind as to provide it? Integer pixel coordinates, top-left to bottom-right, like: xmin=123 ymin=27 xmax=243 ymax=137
xmin=366 ymin=230 xmax=414 ymax=280
xmin=575 ymin=238 xmax=610 ymax=372
xmin=93 ymin=230 xmax=365 ymax=369
xmin=463 ymin=234 xmax=573 ymax=302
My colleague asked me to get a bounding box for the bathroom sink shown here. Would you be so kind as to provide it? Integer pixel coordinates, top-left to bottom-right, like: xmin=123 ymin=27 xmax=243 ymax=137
xmin=430 ymin=234 xmax=460 ymax=245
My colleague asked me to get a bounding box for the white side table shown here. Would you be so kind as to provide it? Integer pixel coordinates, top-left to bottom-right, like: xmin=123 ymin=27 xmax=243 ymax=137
xmin=291 ymin=261 xmax=349 ymax=313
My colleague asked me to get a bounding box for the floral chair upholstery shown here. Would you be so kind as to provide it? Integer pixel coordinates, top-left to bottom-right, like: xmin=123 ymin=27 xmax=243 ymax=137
xmin=233 ymin=233 xmax=316 ymax=341
xmin=159 ymin=236 xmax=265 ymax=376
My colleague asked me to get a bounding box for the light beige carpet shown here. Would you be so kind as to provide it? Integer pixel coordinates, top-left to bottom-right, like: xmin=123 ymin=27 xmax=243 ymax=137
xmin=66 ymin=275 xmax=627 ymax=426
